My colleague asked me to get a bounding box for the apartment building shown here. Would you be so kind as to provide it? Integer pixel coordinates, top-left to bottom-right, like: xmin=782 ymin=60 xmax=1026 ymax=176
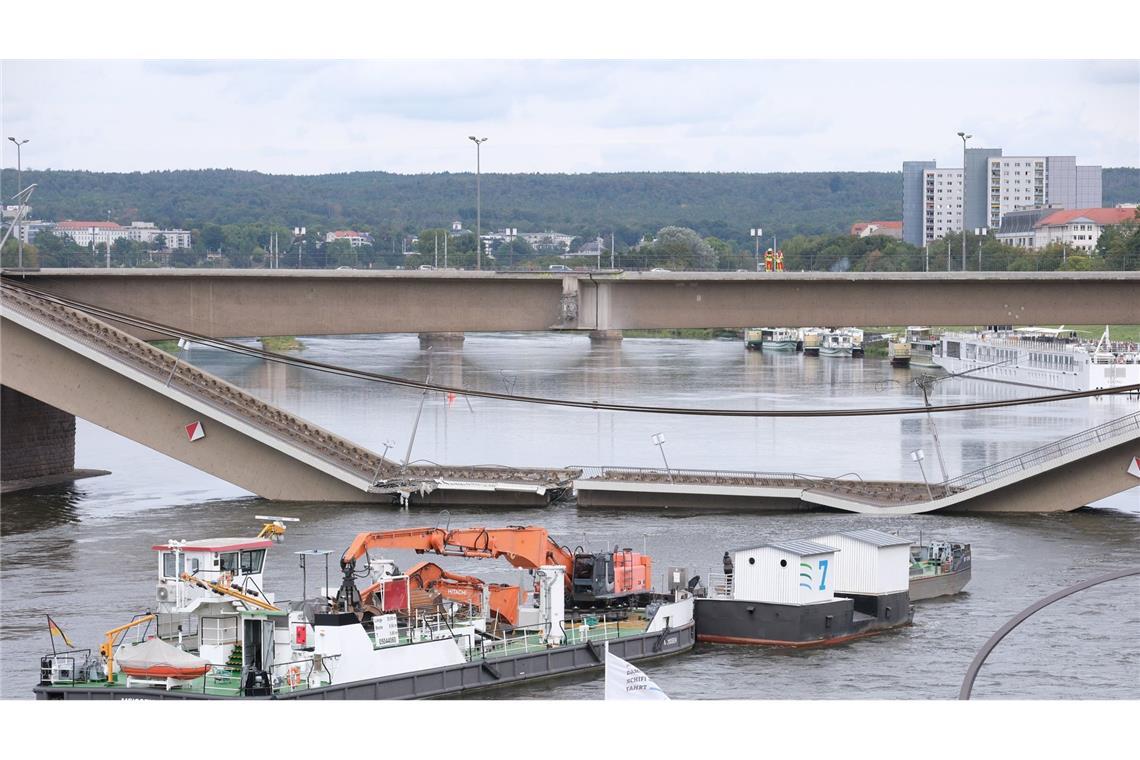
xmin=921 ymin=168 xmax=963 ymax=245
xmin=902 ymin=147 xmax=1103 ymax=244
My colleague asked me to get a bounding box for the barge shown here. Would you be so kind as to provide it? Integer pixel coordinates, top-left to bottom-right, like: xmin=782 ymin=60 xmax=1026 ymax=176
xmin=695 ymin=529 xmax=913 ymax=647
xmin=909 ymin=540 xmax=972 ymax=601
xmin=35 ymin=521 xmax=694 ymax=700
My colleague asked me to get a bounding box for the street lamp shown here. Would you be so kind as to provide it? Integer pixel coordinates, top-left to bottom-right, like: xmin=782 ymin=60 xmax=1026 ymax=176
xmin=911 ymin=449 xmax=934 ymax=501
xmin=750 ymin=227 xmax=763 ymax=271
xmin=651 ymin=432 xmax=673 ymax=483
xmin=957 ymin=131 xmax=971 ymax=272
xmin=468 ymin=136 xmax=488 ymax=270
xmin=8 ymin=137 xmax=29 ymax=267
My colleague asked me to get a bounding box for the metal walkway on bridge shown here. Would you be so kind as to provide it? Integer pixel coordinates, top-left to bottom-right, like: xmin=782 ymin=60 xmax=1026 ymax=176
xmin=0 ymin=283 xmax=577 ymax=505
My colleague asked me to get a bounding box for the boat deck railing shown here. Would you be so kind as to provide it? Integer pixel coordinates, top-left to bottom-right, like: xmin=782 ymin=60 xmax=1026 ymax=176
xmin=943 ymin=411 xmax=1140 ymax=492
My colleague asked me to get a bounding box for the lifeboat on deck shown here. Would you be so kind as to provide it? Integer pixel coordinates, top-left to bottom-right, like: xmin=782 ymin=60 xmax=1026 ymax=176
xmin=116 ymin=637 xmax=211 ymax=680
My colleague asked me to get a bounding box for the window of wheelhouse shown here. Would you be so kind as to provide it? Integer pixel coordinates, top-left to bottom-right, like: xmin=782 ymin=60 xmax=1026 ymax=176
xmin=240 ymin=549 xmax=265 ymax=575
xmin=162 ymin=551 xmax=186 ymax=579
xmin=219 ymin=552 xmax=240 ymax=574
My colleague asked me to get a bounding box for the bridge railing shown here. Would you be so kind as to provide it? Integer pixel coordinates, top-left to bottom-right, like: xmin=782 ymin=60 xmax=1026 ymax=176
xmin=943 ymin=411 xmax=1140 ymax=492
xmin=574 ymin=464 xmax=830 ymax=488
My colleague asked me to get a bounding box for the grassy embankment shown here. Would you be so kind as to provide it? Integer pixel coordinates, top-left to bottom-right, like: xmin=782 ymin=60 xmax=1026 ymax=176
xmin=259 ymin=336 xmax=305 ymax=352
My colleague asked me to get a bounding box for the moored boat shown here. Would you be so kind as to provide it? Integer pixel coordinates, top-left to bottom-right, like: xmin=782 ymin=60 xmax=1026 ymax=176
xmin=819 ymin=331 xmax=853 ymax=358
xmin=744 ymin=328 xmax=764 ymax=350
xmin=888 ymin=338 xmax=912 ymax=367
xmin=909 ymin=540 xmax=972 ymax=601
xmin=694 ymin=529 xmax=913 ymax=647
xmin=906 ymin=326 xmax=940 ymax=368
xmin=802 ymin=329 xmax=823 ymax=356
xmin=762 ymin=327 xmax=800 ymax=352
xmin=933 ymin=326 xmax=1140 ymax=392
xmin=35 ymin=520 xmax=694 ymax=700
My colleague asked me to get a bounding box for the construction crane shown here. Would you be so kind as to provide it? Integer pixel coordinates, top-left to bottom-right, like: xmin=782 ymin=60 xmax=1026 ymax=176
xmin=338 ymin=525 xmax=652 ymax=614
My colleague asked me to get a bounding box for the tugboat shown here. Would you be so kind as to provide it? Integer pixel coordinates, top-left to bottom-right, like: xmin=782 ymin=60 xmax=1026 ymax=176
xmin=35 ymin=521 xmax=695 ymax=700
xmin=694 ymin=529 xmax=913 ymax=647
xmin=909 ymin=540 xmax=972 ymax=601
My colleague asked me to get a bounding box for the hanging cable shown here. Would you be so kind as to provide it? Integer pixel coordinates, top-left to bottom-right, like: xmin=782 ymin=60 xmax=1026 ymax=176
xmin=3 ymin=278 xmax=1137 ymax=418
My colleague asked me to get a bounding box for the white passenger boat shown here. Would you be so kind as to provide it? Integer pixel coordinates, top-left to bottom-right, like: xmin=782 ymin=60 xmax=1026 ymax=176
xmin=819 ymin=331 xmax=853 ymax=358
xmin=744 ymin=327 xmax=799 ymax=352
xmin=802 ymin=329 xmax=823 ymax=356
xmin=933 ymin=326 xmax=1140 ymax=392
xmin=906 ymin=326 xmax=940 ymax=368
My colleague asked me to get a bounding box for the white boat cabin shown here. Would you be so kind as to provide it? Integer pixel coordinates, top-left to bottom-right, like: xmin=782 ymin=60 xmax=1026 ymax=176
xmin=809 ymin=529 xmax=911 ymax=595
xmin=152 ymin=537 xmax=276 ymax=613
xmin=729 ymin=540 xmax=838 ymax=606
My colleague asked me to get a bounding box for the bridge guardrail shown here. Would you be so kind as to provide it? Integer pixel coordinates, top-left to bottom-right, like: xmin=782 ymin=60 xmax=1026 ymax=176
xmin=943 ymin=412 xmax=1140 ymax=492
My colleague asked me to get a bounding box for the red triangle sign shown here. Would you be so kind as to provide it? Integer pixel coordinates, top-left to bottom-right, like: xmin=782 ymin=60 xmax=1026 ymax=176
xmin=1129 ymin=457 xmax=1140 ymax=479
xmin=185 ymin=421 xmax=205 ymax=442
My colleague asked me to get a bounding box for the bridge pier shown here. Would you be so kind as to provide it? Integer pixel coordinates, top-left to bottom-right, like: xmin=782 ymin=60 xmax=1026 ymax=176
xmin=0 ymin=385 xmax=107 ymax=493
xmin=588 ymin=329 xmax=623 ymax=344
xmin=418 ymin=332 xmax=465 ymax=350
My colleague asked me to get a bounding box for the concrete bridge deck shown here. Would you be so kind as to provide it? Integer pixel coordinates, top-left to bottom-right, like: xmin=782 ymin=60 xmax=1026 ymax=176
xmin=6 ymin=269 xmax=1139 ymax=340
xmin=573 ymin=411 xmax=1140 ymax=513
xmin=0 ymin=283 xmax=577 ymax=505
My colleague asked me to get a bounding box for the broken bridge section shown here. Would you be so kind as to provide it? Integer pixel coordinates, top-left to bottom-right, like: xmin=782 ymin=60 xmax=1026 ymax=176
xmin=0 ymin=283 xmax=576 ymax=505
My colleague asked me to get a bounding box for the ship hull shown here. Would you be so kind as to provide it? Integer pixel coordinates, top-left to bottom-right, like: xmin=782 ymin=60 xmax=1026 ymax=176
xmin=762 ymin=341 xmax=797 ymax=352
xmin=694 ymin=591 xmax=911 ymax=647
xmin=909 ymin=566 xmax=971 ymax=601
xmin=34 ymin=621 xmax=695 ymax=701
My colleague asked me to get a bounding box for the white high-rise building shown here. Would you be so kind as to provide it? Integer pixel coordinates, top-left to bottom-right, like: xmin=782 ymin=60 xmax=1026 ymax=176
xmin=920 ymin=168 xmax=963 ymax=244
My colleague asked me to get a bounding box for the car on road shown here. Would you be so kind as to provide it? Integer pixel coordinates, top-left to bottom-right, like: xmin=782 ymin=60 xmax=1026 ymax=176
xmin=650 ymin=268 xmax=671 ymax=272
xmin=549 ymin=264 xmax=572 ymax=272
xmin=418 ymin=264 xmax=436 ymax=271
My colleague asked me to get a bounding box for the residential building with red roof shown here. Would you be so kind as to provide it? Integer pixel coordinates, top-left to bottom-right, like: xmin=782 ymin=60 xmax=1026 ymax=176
xmin=995 ymin=206 xmax=1137 ymax=252
xmin=325 ymin=230 xmax=373 ymax=248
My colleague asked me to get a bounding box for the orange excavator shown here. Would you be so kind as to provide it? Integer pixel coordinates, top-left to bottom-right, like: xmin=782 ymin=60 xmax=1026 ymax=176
xmin=359 ymin=561 xmax=525 ymax=625
xmin=338 ymin=525 xmax=652 ymax=616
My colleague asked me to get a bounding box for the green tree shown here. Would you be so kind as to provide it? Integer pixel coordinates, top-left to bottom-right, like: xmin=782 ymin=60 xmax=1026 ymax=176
xmin=650 ymin=226 xmax=717 ymax=270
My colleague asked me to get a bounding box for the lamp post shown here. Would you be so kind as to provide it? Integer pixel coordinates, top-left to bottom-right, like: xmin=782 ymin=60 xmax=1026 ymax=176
xmin=957 ymin=131 xmax=971 ymax=271
xmin=911 ymin=449 xmax=934 ymax=501
xmin=468 ymin=136 xmax=488 ymax=270
xmin=750 ymin=227 xmax=763 ymax=271
xmin=8 ymin=137 xmax=29 ymax=267
xmin=651 ymin=432 xmax=673 ymax=483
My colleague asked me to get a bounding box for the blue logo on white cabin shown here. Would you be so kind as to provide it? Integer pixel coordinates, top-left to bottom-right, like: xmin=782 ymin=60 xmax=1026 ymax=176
xmin=799 ymin=559 xmax=829 ymax=591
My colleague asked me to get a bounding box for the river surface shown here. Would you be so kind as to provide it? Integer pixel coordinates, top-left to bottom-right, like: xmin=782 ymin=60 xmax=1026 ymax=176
xmin=2 ymin=333 xmax=1138 ymax=699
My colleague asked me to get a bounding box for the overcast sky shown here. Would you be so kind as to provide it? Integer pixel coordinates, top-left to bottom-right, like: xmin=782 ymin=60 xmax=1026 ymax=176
xmin=3 ymin=59 xmax=1137 ymax=176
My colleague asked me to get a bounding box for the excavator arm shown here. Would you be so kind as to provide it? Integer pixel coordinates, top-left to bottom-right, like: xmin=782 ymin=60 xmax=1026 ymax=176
xmin=360 ymin=561 xmax=523 ymax=626
xmin=341 ymin=525 xmax=574 ymax=575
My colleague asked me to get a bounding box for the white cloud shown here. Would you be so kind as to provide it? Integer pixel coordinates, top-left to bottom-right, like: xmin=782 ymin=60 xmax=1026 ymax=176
xmin=2 ymin=60 xmax=1137 ymax=175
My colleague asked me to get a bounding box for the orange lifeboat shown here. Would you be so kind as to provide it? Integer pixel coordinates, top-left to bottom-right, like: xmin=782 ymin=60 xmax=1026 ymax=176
xmin=116 ymin=637 xmax=211 ymax=680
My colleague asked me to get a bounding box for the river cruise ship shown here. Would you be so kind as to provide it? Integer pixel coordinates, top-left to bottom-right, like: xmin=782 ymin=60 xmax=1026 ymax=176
xmin=933 ymin=326 xmax=1140 ymax=392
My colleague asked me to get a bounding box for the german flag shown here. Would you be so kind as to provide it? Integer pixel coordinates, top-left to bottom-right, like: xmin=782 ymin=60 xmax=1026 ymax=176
xmin=47 ymin=615 xmax=74 ymax=648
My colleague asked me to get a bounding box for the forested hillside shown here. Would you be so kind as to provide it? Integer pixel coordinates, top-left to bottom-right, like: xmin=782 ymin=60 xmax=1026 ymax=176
xmin=5 ymin=167 xmax=1135 ymax=245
